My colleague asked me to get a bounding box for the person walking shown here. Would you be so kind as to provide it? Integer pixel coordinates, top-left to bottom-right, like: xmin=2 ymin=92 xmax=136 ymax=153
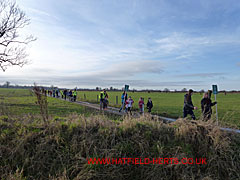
xmin=56 ymin=89 xmax=59 ymax=98
xmin=63 ymin=89 xmax=67 ymax=100
xmin=126 ymin=96 xmax=134 ymax=115
xmin=69 ymin=90 xmax=73 ymax=101
xmin=138 ymin=97 xmax=144 ymax=114
xmin=73 ymin=90 xmax=77 ymax=102
xmin=201 ymin=91 xmax=217 ymax=121
xmin=103 ymin=97 xmax=109 ymax=110
xmin=119 ymin=91 xmax=128 ymax=112
xmin=147 ymin=98 xmax=153 ymax=113
xmin=53 ymin=89 xmax=56 ymax=97
xmin=60 ymin=90 xmax=63 ymax=99
xmin=183 ymin=89 xmax=197 ymax=120
xmin=99 ymin=89 xmax=108 ymax=110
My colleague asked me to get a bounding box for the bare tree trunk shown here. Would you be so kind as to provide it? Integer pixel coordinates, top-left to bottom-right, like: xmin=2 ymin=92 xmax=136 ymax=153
xmin=0 ymin=0 xmax=36 ymax=71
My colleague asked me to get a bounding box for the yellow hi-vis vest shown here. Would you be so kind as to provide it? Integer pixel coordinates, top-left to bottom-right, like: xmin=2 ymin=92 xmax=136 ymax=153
xmin=99 ymin=91 xmax=104 ymax=99
xmin=73 ymin=91 xmax=77 ymax=96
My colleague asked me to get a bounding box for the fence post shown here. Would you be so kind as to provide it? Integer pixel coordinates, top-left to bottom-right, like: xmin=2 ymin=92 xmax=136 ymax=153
xmin=116 ymin=96 xmax=118 ymax=105
xmin=84 ymin=94 xmax=86 ymax=100
xmin=97 ymin=95 xmax=99 ymax=102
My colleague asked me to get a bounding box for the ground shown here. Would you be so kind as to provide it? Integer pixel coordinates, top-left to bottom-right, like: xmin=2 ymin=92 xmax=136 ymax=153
xmin=0 ymin=88 xmax=240 ymax=179
xmin=78 ymin=90 xmax=240 ymax=128
xmin=0 ymin=88 xmax=239 ymax=128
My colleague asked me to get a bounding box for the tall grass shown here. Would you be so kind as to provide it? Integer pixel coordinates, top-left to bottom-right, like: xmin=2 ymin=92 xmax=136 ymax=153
xmin=0 ymin=114 xmax=239 ymax=180
xmin=33 ymin=85 xmax=49 ymax=123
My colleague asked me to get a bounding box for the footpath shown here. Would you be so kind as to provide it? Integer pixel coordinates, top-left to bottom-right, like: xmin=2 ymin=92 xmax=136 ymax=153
xmin=53 ymin=96 xmax=240 ymax=134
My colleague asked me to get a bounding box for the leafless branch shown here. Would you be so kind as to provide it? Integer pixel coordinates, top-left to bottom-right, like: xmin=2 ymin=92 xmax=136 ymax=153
xmin=0 ymin=0 xmax=36 ymax=71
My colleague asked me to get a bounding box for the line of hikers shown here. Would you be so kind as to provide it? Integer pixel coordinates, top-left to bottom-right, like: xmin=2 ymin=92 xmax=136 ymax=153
xmin=43 ymin=88 xmax=77 ymax=102
xmin=43 ymin=87 xmax=217 ymax=120
xmin=100 ymin=89 xmax=217 ymax=120
xmin=99 ymin=89 xmax=153 ymax=115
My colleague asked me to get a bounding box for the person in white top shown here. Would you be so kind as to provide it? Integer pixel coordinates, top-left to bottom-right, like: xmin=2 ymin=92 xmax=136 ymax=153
xmin=125 ymin=96 xmax=134 ymax=115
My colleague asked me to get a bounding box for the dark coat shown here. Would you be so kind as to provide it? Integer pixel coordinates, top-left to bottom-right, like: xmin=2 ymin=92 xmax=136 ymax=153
xmin=201 ymin=98 xmax=216 ymax=115
xmin=183 ymin=94 xmax=194 ymax=111
xmin=147 ymin=100 xmax=153 ymax=109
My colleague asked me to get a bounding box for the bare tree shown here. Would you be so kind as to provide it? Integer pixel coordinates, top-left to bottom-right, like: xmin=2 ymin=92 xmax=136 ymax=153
xmin=163 ymin=88 xmax=170 ymax=92
xmin=199 ymin=89 xmax=205 ymax=93
xmin=0 ymin=0 xmax=36 ymax=71
xmin=181 ymin=88 xmax=187 ymax=92
xmin=4 ymin=81 xmax=10 ymax=88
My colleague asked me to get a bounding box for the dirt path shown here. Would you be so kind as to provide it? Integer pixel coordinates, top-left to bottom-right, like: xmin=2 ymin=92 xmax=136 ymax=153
xmin=62 ymin=98 xmax=176 ymax=122
xmin=51 ymin=96 xmax=240 ymax=134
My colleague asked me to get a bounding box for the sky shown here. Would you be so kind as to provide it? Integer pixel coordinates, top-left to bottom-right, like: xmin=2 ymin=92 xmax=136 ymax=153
xmin=0 ymin=0 xmax=240 ymax=90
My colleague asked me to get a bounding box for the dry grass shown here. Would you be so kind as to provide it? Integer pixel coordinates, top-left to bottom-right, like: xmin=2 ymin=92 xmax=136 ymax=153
xmin=33 ymin=85 xmax=49 ymax=123
xmin=0 ymin=114 xmax=239 ymax=180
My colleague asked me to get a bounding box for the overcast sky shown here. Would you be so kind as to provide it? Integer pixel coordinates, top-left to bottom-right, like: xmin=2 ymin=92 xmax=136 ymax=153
xmin=1 ymin=0 xmax=240 ymax=90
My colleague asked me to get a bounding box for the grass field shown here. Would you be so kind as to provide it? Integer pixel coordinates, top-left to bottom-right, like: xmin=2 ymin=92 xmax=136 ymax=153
xmin=77 ymin=91 xmax=240 ymax=128
xmin=0 ymin=88 xmax=240 ymax=179
xmin=0 ymin=88 xmax=88 ymax=118
xmin=0 ymin=88 xmax=239 ymax=128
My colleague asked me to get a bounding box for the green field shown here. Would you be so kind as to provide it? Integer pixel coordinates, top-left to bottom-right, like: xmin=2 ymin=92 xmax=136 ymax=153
xmin=0 ymin=88 xmax=240 ymax=128
xmin=0 ymin=88 xmax=240 ymax=179
xmin=77 ymin=91 xmax=240 ymax=128
xmin=0 ymin=88 xmax=88 ymax=118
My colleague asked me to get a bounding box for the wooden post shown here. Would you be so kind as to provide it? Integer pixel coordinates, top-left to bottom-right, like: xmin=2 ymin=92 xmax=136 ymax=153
xmin=84 ymin=94 xmax=86 ymax=100
xmin=212 ymin=85 xmax=218 ymax=125
xmin=116 ymin=96 xmax=118 ymax=105
xmin=215 ymin=94 xmax=218 ymax=125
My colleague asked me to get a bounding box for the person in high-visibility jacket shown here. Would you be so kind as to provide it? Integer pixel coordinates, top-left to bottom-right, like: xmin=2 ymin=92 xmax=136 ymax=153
xmin=73 ymin=90 xmax=77 ymax=101
xmin=99 ymin=89 xmax=108 ymax=110
xmin=60 ymin=90 xmax=64 ymax=99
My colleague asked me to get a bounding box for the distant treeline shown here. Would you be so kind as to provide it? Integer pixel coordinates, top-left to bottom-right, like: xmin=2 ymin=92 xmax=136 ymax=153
xmin=0 ymin=84 xmax=240 ymax=93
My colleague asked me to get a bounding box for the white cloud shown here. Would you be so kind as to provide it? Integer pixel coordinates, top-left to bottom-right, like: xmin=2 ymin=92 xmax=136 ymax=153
xmin=94 ymin=60 xmax=164 ymax=79
xmin=177 ymin=72 xmax=226 ymax=78
xmin=154 ymin=32 xmax=240 ymax=56
xmin=27 ymin=8 xmax=52 ymax=18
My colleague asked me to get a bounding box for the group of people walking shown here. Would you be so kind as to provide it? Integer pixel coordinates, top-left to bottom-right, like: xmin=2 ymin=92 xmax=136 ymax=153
xmin=118 ymin=91 xmax=154 ymax=114
xmin=118 ymin=91 xmax=154 ymax=115
xmin=99 ymin=90 xmax=154 ymax=115
xmin=183 ymin=89 xmax=217 ymax=121
xmin=44 ymin=89 xmax=77 ymax=102
xmin=100 ymin=88 xmax=217 ymax=120
xmin=44 ymin=87 xmax=217 ymax=120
